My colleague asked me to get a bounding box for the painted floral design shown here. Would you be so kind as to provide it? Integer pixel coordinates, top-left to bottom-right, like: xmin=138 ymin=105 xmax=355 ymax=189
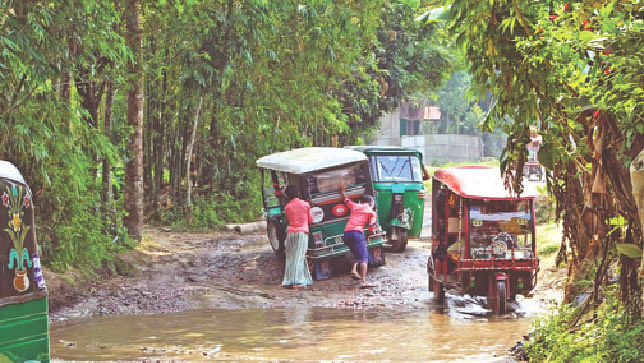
xmin=4 ymin=182 xmax=32 ymax=292
xmin=12 ymin=212 xmax=20 ymax=231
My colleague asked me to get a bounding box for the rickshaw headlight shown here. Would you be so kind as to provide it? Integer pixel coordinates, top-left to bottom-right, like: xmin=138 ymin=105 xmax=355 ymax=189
xmin=394 ymin=194 xmax=403 ymax=202
xmin=311 ymin=207 xmax=324 ymax=223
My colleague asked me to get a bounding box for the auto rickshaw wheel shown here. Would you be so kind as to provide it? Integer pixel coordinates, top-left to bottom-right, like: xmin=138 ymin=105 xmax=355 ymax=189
xmin=496 ymin=280 xmax=507 ymax=314
xmin=433 ymin=280 xmax=445 ymax=304
xmin=267 ymin=220 xmax=284 ymax=256
xmin=389 ymin=227 xmax=408 ymax=253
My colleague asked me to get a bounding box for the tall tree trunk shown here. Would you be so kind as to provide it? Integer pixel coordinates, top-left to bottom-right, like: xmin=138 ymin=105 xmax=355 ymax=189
xmin=102 ymin=82 xmax=114 ymax=204
xmin=186 ymin=95 xmax=204 ymax=208
xmin=203 ymin=94 xmax=219 ymax=190
xmin=153 ymin=76 xmax=164 ymax=204
xmin=124 ymin=0 xmax=144 ymax=241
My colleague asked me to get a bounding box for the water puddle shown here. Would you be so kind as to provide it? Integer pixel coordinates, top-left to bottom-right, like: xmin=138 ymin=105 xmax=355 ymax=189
xmin=51 ymin=307 xmax=531 ymax=361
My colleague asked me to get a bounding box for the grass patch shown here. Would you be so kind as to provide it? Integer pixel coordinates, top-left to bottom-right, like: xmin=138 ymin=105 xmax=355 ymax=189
xmin=539 ymin=244 xmax=560 ymax=256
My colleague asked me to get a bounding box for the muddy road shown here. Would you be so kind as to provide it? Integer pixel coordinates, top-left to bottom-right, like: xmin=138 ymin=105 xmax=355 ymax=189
xmin=51 ymin=182 xmax=559 ymax=322
xmin=50 ymin=227 xmax=434 ymax=321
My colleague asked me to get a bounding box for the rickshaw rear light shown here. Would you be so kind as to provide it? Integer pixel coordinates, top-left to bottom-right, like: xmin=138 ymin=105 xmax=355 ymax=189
xmin=418 ymin=191 xmax=425 ymax=198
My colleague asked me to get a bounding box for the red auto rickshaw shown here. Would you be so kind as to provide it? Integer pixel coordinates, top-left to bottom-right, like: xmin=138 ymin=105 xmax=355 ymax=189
xmin=427 ymin=166 xmax=539 ymax=314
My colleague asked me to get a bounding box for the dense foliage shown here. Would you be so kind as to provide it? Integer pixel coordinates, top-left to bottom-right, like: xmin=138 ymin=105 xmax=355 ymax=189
xmin=527 ymin=286 xmax=644 ymax=362
xmin=0 ymin=0 xmax=450 ymax=270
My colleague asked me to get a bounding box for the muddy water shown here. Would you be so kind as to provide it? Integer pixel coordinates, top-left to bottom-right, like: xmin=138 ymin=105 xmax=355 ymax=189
xmin=51 ymin=306 xmax=530 ymax=361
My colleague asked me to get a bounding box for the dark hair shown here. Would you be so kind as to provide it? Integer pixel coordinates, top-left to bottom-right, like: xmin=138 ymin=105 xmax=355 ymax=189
xmin=360 ymin=194 xmax=374 ymax=207
xmin=284 ymin=185 xmax=299 ymax=200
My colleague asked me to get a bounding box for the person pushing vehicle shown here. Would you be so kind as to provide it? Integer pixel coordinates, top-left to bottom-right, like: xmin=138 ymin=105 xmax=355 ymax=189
xmin=341 ymin=186 xmax=378 ymax=289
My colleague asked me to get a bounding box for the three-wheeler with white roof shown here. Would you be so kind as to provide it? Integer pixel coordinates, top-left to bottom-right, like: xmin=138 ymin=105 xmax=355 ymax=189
xmin=257 ymin=147 xmax=386 ymax=280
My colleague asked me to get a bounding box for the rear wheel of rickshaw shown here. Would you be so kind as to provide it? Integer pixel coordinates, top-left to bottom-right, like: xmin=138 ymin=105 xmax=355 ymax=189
xmin=496 ymin=280 xmax=507 ymax=314
xmin=433 ymin=280 xmax=445 ymax=304
xmin=389 ymin=227 xmax=408 ymax=253
xmin=267 ymin=221 xmax=284 ymax=256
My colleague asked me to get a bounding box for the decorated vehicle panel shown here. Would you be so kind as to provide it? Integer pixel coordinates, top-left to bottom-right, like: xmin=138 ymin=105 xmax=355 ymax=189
xmin=427 ymin=166 xmax=539 ymax=314
xmin=348 ymin=146 xmax=428 ymax=252
xmin=257 ymin=148 xmax=386 ymax=280
xmin=0 ymin=161 xmax=50 ymax=362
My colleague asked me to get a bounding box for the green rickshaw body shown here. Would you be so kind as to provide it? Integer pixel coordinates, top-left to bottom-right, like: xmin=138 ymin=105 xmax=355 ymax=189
xmin=0 ymin=161 xmax=50 ymax=362
xmin=371 ymin=182 xmax=424 ymax=235
xmin=257 ymin=148 xmax=386 ymax=280
xmin=348 ymin=147 xmax=428 ymax=252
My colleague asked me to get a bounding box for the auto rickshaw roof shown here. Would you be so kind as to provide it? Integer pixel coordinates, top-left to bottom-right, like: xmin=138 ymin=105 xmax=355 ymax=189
xmin=0 ymin=160 xmax=26 ymax=184
xmin=433 ymin=166 xmax=538 ymax=199
xmin=256 ymin=147 xmax=367 ymax=174
xmin=347 ymin=145 xmax=424 ymax=157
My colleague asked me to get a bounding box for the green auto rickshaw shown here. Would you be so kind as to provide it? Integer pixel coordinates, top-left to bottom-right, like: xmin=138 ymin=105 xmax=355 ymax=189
xmin=348 ymin=146 xmax=429 ymax=252
xmin=0 ymin=161 xmax=50 ymax=362
xmin=257 ymin=147 xmax=386 ymax=280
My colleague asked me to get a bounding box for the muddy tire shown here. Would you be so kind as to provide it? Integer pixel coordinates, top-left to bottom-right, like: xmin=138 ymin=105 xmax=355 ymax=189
xmin=398 ymin=229 xmax=408 ymax=252
xmin=433 ymin=280 xmax=445 ymax=304
xmin=267 ymin=220 xmax=284 ymax=256
xmin=389 ymin=227 xmax=408 ymax=253
xmin=496 ymin=280 xmax=507 ymax=314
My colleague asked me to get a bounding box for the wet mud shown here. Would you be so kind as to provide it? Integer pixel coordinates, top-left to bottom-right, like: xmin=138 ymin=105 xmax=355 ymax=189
xmin=51 ymin=182 xmax=561 ymax=322
xmin=51 ymin=228 xmax=436 ymax=321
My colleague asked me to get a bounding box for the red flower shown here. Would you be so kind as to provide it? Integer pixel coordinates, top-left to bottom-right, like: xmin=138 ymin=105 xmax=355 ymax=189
xmin=604 ymin=66 xmax=612 ymax=75
xmin=2 ymin=192 xmax=8 ymax=207
xmin=593 ymin=110 xmax=600 ymax=120
xmin=563 ymin=4 xmax=571 ymax=11
xmin=548 ymin=14 xmax=559 ymax=20
xmin=23 ymin=195 xmax=30 ymax=208
xmin=583 ymin=19 xmax=592 ymax=30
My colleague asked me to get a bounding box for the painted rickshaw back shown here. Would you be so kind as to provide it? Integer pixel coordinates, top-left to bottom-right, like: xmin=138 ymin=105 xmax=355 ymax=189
xmin=0 ymin=161 xmax=50 ymax=362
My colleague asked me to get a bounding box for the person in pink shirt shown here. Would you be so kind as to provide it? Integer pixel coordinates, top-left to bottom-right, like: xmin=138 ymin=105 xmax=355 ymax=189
xmin=342 ymin=188 xmax=378 ymax=288
xmin=282 ymin=185 xmax=313 ymax=288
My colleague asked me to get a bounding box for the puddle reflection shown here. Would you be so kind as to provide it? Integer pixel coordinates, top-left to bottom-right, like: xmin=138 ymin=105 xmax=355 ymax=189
xmin=51 ymin=306 xmax=530 ymax=361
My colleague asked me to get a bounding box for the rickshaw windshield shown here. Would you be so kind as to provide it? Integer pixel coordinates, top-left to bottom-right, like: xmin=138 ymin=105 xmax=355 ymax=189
xmin=261 ymin=169 xmax=283 ymax=208
xmin=373 ymin=156 xmax=422 ymax=182
xmin=308 ymin=164 xmax=368 ymax=195
xmin=468 ymin=199 xmax=534 ymax=259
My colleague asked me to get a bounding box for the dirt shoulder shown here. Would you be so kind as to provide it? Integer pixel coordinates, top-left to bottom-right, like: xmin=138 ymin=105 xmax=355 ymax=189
xmin=48 ymin=226 xmax=434 ymax=321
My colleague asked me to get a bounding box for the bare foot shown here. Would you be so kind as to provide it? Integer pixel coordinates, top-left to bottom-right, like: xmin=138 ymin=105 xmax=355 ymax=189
xmin=360 ymin=281 xmax=377 ymax=289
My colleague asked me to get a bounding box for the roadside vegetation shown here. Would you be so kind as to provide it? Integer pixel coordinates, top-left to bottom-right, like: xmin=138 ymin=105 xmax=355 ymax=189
xmin=442 ymin=0 xmax=643 ymax=360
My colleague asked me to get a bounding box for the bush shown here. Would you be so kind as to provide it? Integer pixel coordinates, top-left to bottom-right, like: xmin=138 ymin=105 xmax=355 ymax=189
xmin=159 ymin=191 xmax=263 ymax=231
xmin=535 ymin=185 xmax=556 ymax=224
xmin=526 ymin=286 xmax=644 ymax=362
